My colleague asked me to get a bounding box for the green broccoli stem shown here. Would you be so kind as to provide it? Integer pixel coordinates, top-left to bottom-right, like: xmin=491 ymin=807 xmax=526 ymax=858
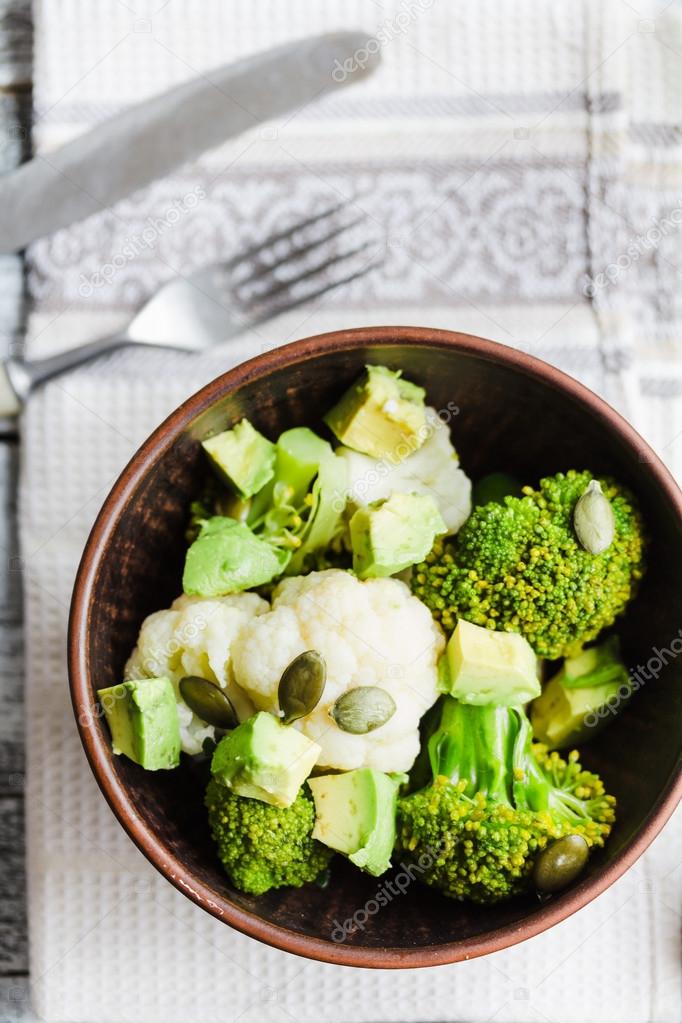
xmin=414 ymin=697 xmax=606 ymax=828
xmin=426 ymin=699 xmax=522 ymax=803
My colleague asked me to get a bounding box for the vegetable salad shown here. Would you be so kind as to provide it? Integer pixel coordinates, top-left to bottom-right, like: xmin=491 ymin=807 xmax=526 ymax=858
xmin=99 ymin=364 xmax=646 ymax=904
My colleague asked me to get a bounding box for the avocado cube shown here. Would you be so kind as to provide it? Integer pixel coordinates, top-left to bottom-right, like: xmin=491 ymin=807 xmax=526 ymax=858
xmin=562 ymin=636 xmax=626 ymax=689
xmin=350 ymin=492 xmax=446 ymax=578
xmin=445 ymin=618 xmax=540 ymax=705
xmin=202 ymin=419 xmax=275 ymax=499
xmin=324 ymin=365 xmax=427 ymax=461
xmin=183 ymin=516 xmax=290 ymax=596
xmin=211 ymin=711 xmax=320 ymax=808
xmin=98 ymin=677 xmax=181 ymax=770
xmin=308 ymin=768 xmax=400 ymax=877
xmin=531 ymin=639 xmax=631 ymax=748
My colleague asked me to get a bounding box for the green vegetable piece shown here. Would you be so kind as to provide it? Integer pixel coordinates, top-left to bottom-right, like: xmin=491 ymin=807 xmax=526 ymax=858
xmin=275 ymin=428 xmax=333 ymax=504
xmin=561 ymin=636 xmax=627 ymax=689
xmin=412 ymin=470 xmax=645 ymax=659
xmin=573 ymin=479 xmax=615 ymax=555
xmin=472 ymin=472 xmax=522 ymax=506
xmin=531 ymin=637 xmax=631 ymax=749
xmin=182 ymin=516 xmax=290 ymax=596
xmin=398 ymin=698 xmax=615 ymax=903
xmin=444 ymin=618 xmax=540 ymax=706
xmin=246 ymin=428 xmax=347 ymax=569
xmin=324 ymin=364 xmax=427 ymax=461
xmin=533 ymin=834 xmax=589 ymax=893
xmin=309 ymin=768 xmax=401 ymax=877
xmin=205 ymin=778 xmax=333 ymax=895
xmin=98 ymin=677 xmax=181 ymax=771
xmin=286 ymin=448 xmax=347 ymax=575
xmin=248 ymin=427 xmax=330 ymax=525
xmin=278 ymin=651 xmax=326 ymax=724
xmin=179 ymin=676 xmax=238 ymax=730
xmin=349 ymin=492 xmax=446 ymax=579
xmin=202 ymin=418 xmax=276 ymax=499
xmin=330 ymin=686 xmax=396 ymax=734
xmin=210 ymin=711 xmax=320 ymax=808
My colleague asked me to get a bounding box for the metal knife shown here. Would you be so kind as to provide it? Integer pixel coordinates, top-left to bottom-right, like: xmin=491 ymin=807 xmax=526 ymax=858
xmin=0 ymin=30 xmax=378 ymax=253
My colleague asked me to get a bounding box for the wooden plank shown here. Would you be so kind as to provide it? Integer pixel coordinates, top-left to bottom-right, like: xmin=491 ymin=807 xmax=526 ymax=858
xmin=0 ymin=978 xmax=40 ymax=1023
xmin=0 ymin=796 xmax=26 ymax=974
xmin=0 ymin=442 xmax=23 ymax=791
xmin=0 ymin=0 xmax=32 ymax=88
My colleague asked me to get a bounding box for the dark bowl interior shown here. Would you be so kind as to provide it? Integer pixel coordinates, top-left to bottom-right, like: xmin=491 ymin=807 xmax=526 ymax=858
xmin=69 ymin=327 xmax=682 ymax=968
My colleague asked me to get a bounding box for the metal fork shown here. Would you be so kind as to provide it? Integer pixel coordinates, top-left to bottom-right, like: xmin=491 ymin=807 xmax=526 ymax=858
xmin=0 ymin=203 xmax=381 ymax=416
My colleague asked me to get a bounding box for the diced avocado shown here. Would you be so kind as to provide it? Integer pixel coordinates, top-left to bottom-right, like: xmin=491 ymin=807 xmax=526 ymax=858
xmin=308 ymin=768 xmax=400 ymax=876
xmin=444 ymin=619 xmax=540 ymax=705
xmin=531 ymin=638 xmax=631 ymax=748
xmin=211 ymin=711 xmax=320 ymax=808
xmin=561 ymin=636 xmax=627 ymax=689
xmin=98 ymin=677 xmax=181 ymax=770
xmin=183 ymin=516 xmax=289 ymax=596
xmin=349 ymin=492 xmax=446 ymax=578
xmin=324 ymin=365 xmax=427 ymax=461
xmin=202 ymin=419 xmax=275 ymax=499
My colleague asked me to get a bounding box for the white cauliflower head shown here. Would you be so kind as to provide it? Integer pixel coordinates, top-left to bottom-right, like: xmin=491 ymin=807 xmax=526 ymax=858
xmin=231 ymin=569 xmax=444 ymax=772
xmin=338 ymin=406 xmax=471 ymax=534
xmin=125 ymin=591 xmax=268 ymax=754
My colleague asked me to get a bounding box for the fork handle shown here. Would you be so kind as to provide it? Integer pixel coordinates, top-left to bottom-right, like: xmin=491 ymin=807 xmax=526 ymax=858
xmin=0 ymin=334 xmax=131 ymax=416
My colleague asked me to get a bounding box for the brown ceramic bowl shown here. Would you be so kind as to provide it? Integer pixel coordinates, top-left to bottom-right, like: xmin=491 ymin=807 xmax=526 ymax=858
xmin=69 ymin=326 xmax=682 ymax=968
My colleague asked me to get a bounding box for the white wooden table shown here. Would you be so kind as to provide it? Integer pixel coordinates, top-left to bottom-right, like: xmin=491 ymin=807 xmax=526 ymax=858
xmin=0 ymin=2 xmax=34 ymax=1019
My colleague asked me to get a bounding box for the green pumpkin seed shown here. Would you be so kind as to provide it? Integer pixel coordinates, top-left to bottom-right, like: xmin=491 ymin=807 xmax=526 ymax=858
xmin=278 ymin=650 xmax=326 ymax=724
xmin=331 ymin=686 xmax=396 ymax=734
xmin=573 ymin=479 xmax=615 ymax=555
xmin=533 ymin=834 xmax=589 ymax=894
xmin=179 ymin=676 xmax=238 ymax=730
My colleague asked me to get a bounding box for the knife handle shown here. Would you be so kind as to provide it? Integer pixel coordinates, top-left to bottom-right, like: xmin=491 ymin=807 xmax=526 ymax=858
xmin=0 ymin=335 xmax=131 ymax=416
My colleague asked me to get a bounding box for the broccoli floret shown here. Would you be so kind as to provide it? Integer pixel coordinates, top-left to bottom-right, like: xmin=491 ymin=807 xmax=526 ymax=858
xmin=396 ymin=698 xmax=615 ymax=903
xmin=205 ymin=779 xmax=333 ymax=895
xmin=412 ymin=470 xmax=644 ymax=658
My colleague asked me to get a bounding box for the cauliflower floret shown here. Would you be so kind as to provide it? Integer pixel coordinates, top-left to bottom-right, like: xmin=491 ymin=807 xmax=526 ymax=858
xmin=338 ymin=407 xmax=471 ymax=534
xmin=231 ymin=569 xmax=444 ymax=772
xmin=125 ymin=591 xmax=269 ymax=754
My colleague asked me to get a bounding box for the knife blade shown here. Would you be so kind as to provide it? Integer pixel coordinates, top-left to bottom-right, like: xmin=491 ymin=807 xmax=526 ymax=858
xmin=0 ymin=30 xmax=378 ymax=254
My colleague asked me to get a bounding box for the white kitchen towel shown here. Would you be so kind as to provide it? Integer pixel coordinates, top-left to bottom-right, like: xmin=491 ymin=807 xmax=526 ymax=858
xmin=19 ymin=2 xmax=682 ymax=1022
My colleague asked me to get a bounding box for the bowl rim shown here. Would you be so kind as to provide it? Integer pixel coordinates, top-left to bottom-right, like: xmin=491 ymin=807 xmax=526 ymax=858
xmin=68 ymin=325 xmax=682 ymax=969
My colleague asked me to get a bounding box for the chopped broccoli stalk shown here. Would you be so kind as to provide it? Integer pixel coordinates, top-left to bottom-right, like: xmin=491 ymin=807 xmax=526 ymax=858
xmin=248 ymin=427 xmax=347 ymax=574
xmin=398 ymin=697 xmax=615 ymax=903
xmin=205 ymin=780 xmax=333 ymax=895
xmin=412 ymin=470 xmax=645 ymax=659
